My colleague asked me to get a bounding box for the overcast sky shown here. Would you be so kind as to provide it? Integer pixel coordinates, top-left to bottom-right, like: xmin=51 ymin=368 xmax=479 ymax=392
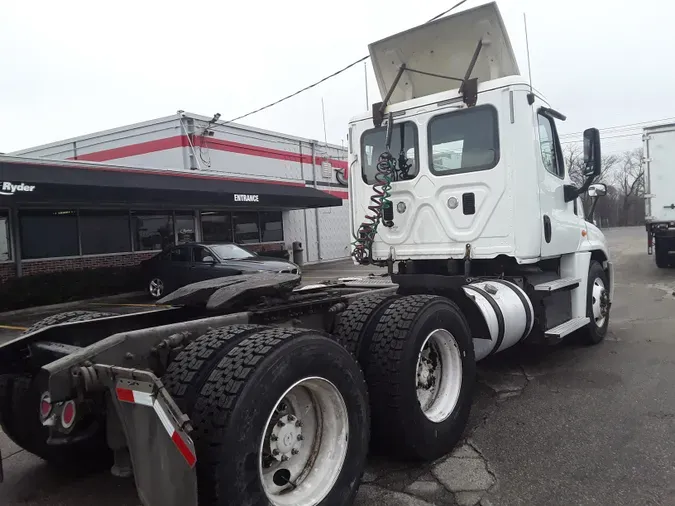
xmin=2 ymin=0 xmax=673 ymax=156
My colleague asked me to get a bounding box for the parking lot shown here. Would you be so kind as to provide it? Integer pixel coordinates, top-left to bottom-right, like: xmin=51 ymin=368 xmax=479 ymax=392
xmin=2 ymin=226 xmax=675 ymax=506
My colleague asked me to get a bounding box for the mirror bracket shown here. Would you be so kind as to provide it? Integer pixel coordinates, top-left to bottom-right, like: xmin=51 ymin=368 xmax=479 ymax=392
xmin=563 ymin=184 xmax=579 ymax=203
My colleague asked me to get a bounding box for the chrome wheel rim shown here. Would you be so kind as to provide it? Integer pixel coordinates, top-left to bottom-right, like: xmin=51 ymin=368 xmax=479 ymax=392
xmin=591 ymin=277 xmax=608 ymax=327
xmin=416 ymin=329 xmax=463 ymax=423
xmin=149 ymin=278 xmax=164 ymax=298
xmin=259 ymin=377 xmax=349 ymax=506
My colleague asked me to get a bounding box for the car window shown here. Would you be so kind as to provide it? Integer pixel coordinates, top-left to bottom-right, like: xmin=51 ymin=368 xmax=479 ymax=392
xmin=170 ymin=246 xmax=191 ymax=262
xmin=211 ymin=243 xmax=255 ymax=260
xmin=193 ymin=246 xmax=213 ymax=262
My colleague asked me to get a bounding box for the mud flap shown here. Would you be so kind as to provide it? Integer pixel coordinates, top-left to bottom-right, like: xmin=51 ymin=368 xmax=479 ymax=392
xmin=94 ymin=365 xmax=198 ymax=506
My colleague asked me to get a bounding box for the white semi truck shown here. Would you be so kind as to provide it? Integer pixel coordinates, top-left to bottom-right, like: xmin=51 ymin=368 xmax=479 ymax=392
xmin=643 ymin=122 xmax=675 ymax=267
xmin=0 ymin=3 xmax=612 ymax=505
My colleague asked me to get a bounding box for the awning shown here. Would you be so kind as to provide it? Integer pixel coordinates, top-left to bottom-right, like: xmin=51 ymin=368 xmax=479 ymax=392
xmin=0 ymin=156 xmax=342 ymax=209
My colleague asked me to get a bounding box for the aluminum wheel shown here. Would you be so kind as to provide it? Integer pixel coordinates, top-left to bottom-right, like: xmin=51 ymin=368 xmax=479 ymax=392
xmin=416 ymin=329 xmax=463 ymax=423
xmin=591 ymin=277 xmax=608 ymax=327
xmin=149 ymin=278 xmax=164 ymax=298
xmin=259 ymin=377 xmax=349 ymax=506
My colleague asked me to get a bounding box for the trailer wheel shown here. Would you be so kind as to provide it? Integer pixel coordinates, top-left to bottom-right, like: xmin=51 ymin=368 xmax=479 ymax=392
xmin=22 ymin=310 xmax=115 ymax=335
xmin=162 ymin=324 xmax=267 ymax=412
xmin=365 ymin=294 xmax=475 ymax=460
xmin=188 ymin=328 xmax=369 ymax=506
xmin=332 ymin=293 xmax=399 ymax=360
xmin=580 ymin=261 xmax=610 ymax=345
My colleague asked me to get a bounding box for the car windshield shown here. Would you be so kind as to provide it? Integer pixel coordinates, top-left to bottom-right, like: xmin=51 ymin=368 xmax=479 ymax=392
xmin=211 ymin=243 xmax=256 ymax=260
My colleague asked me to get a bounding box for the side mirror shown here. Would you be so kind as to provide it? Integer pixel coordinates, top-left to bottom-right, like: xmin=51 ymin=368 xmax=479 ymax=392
xmin=587 ymin=183 xmax=607 ymax=198
xmin=583 ymin=128 xmax=602 ymax=177
xmin=202 ymin=256 xmax=216 ymax=263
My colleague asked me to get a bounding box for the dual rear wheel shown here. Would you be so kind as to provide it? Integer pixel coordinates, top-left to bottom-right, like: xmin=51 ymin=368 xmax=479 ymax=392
xmin=334 ymin=294 xmax=475 ymax=461
xmin=162 ymin=325 xmax=369 ymax=506
xmin=162 ymin=294 xmax=474 ymax=506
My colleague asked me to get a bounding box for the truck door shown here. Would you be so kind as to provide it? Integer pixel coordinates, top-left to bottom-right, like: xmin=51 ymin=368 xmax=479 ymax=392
xmin=536 ymin=110 xmax=584 ymax=257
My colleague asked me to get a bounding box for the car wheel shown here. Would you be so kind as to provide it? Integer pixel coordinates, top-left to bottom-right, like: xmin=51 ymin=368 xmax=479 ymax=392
xmin=148 ymin=277 xmax=165 ymax=299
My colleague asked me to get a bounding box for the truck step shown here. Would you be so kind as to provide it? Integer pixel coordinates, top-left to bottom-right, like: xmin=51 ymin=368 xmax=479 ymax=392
xmin=545 ymin=317 xmax=590 ymax=338
xmin=534 ymin=277 xmax=580 ymax=292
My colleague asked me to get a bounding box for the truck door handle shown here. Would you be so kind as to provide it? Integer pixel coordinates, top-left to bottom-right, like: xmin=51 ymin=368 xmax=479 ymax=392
xmin=543 ymin=215 xmax=552 ymax=243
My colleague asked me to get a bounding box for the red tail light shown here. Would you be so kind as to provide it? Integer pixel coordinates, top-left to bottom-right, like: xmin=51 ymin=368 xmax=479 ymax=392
xmin=61 ymin=400 xmax=76 ymax=429
xmin=39 ymin=392 xmax=52 ymax=419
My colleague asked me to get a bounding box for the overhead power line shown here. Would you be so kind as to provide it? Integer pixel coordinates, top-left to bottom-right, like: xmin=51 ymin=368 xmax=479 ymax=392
xmin=221 ymin=0 xmax=472 ymax=126
xmin=558 ymin=116 xmax=675 ymax=139
xmin=560 ymin=132 xmax=642 ymax=145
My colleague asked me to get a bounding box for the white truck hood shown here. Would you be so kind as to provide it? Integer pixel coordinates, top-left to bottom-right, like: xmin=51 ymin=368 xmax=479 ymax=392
xmin=368 ymin=1 xmax=520 ymax=105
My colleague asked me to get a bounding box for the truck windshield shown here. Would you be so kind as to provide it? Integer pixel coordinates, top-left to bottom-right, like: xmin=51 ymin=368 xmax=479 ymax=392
xmin=361 ymin=122 xmax=418 ymax=184
xmin=429 ymin=106 xmax=499 ymax=174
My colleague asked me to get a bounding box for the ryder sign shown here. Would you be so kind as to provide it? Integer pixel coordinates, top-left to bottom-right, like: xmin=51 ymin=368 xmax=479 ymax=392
xmin=0 ymin=182 xmax=36 ymax=196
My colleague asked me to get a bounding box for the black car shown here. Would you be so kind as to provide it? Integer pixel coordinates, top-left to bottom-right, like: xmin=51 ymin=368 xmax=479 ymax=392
xmin=140 ymin=242 xmax=301 ymax=299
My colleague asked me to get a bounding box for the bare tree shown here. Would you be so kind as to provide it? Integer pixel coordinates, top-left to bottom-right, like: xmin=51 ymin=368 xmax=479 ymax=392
xmin=564 ymin=143 xmax=618 ymax=188
xmin=612 ymin=148 xmax=644 ymax=226
xmin=563 ymin=144 xmax=619 ymax=225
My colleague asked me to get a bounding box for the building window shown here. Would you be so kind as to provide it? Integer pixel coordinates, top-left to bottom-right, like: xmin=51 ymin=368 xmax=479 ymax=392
xmin=79 ymin=210 xmax=131 ymax=255
xmin=132 ymin=211 xmax=174 ymax=251
xmin=175 ymin=212 xmax=196 ymax=244
xmin=0 ymin=211 xmax=10 ymax=261
xmin=201 ymin=212 xmax=233 ymax=243
xmin=19 ymin=209 xmax=79 ymax=259
xmin=233 ymin=212 xmax=260 ymax=244
xmin=260 ymin=211 xmax=283 ymax=242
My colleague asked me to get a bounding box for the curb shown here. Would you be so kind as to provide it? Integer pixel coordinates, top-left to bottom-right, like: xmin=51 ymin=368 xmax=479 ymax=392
xmin=0 ymin=291 xmax=147 ymax=319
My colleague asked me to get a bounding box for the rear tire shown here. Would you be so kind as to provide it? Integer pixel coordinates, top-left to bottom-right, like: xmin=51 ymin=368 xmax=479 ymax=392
xmin=184 ymin=328 xmax=369 ymax=506
xmin=1 ymin=310 xmax=115 ymax=468
xmin=162 ymin=324 xmax=267 ymax=413
xmin=364 ymin=295 xmax=475 ymax=460
xmin=332 ymin=293 xmax=399 ymax=360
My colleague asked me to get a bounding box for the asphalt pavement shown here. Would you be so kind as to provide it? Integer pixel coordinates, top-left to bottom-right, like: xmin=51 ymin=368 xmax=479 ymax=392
xmin=2 ymin=227 xmax=674 ymax=506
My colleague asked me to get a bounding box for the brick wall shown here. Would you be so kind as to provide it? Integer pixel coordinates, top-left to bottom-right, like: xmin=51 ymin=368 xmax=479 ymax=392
xmin=20 ymin=252 xmax=155 ymax=278
xmin=247 ymin=242 xmax=284 ymax=253
xmin=0 ymin=263 xmax=16 ymax=282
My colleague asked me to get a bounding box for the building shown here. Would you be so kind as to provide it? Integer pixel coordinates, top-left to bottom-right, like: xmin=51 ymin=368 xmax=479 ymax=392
xmin=0 ymin=113 xmax=350 ymax=281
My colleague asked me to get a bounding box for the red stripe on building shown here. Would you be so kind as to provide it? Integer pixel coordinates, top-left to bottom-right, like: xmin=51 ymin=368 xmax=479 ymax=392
xmin=70 ymin=135 xmax=348 ymax=173
xmin=74 ymin=136 xmax=187 ymax=162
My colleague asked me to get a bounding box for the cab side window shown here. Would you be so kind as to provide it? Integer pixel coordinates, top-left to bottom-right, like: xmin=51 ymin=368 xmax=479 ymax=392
xmin=537 ymin=114 xmax=564 ymax=178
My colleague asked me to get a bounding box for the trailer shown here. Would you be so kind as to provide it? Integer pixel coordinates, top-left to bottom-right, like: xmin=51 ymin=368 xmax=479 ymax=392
xmin=0 ymin=3 xmax=613 ymax=505
xmin=643 ymin=122 xmax=675 ymax=267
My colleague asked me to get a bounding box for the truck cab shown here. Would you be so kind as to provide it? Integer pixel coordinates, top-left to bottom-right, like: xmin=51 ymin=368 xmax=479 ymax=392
xmin=348 ymin=2 xmax=613 ymax=350
xmin=348 ymin=2 xmax=609 ymax=267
